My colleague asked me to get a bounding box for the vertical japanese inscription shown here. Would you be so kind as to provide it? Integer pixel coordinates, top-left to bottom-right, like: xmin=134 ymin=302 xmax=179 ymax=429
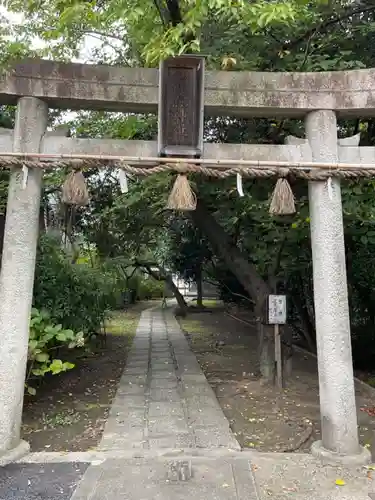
xmin=158 ymin=56 xmax=204 ymax=157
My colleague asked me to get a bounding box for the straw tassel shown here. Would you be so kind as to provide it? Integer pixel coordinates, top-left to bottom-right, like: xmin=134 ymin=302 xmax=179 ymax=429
xmin=166 ymin=174 xmax=197 ymax=211
xmin=269 ymin=172 xmax=296 ymax=215
xmin=62 ymin=170 xmax=90 ymax=206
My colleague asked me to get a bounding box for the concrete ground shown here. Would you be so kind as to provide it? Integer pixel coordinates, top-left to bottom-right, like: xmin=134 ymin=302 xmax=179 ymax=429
xmin=0 ymin=306 xmax=372 ymax=499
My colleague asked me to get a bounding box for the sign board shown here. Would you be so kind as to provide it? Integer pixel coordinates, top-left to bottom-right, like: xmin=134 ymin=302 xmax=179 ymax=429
xmin=268 ymin=295 xmax=287 ymax=325
xmin=158 ymin=55 xmax=205 ymax=158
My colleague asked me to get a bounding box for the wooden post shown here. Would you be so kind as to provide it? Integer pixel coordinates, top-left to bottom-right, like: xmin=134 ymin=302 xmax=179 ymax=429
xmin=274 ymin=324 xmax=283 ymax=389
xmin=267 ymin=294 xmax=287 ymax=389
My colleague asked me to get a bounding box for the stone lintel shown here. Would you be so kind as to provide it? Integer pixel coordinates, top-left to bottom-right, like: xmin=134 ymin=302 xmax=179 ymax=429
xmin=0 ymin=130 xmax=373 ymax=166
xmin=40 ymin=136 xmax=375 ymax=165
xmin=40 ymin=137 xmax=311 ymax=163
xmin=2 ymin=59 xmax=375 ymax=117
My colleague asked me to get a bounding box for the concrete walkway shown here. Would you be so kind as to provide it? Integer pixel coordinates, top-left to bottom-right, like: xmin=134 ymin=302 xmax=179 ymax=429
xmin=98 ymin=307 xmax=240 ymax=452
xmin=0 ymin=306 xmax=371 ymax=499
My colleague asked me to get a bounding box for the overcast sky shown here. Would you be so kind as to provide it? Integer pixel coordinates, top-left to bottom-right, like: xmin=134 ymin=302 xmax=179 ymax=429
xmin=0 ymin=6 xmax=107 ymax=62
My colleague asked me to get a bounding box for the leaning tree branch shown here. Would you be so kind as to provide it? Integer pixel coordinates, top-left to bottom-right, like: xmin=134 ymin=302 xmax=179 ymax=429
xmin=205 ymin=277 xmax=255 ymax=306
xmin=141 ymin=264 xmax=165 ymax=281
xmin=134 ymin=259 xmax=167 ymax=280
xmin=81 ymin=32 xmax=127 ymax=60
xmin=165 ymin=0 xmax=183 ymax=26
xmin=80 ymin=29 xmax=126 ymax=43
xmin=153 ymin=0 xmax=169 ymax=26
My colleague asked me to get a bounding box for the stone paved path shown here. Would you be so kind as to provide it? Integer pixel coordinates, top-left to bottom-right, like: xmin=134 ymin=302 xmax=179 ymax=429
xmin=98 ymin=307 xmax=240 ymax=452
xmin=71 ymin=457 xmax=257 ymax=500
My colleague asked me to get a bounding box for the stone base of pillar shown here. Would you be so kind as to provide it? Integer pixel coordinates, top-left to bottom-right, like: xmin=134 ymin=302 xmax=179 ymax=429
xmin=311 ymin=440 xmax=371 ymax=467
xmin=0 ymin=440 xmax=30 ymax=466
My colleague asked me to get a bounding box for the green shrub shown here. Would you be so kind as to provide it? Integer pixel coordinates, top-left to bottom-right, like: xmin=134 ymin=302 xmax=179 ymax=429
xmin=127 ymin=274 xmax=141 ymax=299
xmin=137 ymin=277 xmax=164 ymax=300
xmin=33 ymin=235 xmax=126 ymax=334
xmin=26 ymin=307 xmax=84 ymax=395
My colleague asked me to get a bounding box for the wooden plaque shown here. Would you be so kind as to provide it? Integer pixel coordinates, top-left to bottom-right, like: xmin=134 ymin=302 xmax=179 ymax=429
xmin=158 ymin=55 xmax=205 ymax=158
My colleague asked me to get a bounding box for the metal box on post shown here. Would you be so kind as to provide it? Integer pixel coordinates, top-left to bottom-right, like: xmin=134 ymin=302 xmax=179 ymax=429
xmin=158 ymin=55 xmax=205 ymax=158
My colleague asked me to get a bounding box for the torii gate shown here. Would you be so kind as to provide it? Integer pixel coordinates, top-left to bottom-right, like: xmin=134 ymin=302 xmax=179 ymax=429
xmin=0 ymin=58 xmax=374 ymax=466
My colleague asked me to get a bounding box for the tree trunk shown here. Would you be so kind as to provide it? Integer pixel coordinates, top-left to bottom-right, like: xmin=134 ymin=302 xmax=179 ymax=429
xmin=290 ymin=283 xmax=316 ymax=353
xmin=165 ymin=274 xmax=188 ymax=314
xmin=191 ymin=200 xmax=277 ymax=380
xmin=257 ymin=321 xmax=276 ymax=380
xmin=142 ymin=264 xmax=188 ymax=314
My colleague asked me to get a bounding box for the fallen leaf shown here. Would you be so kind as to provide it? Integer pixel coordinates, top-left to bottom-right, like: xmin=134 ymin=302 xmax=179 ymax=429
xmin=335 ymin=479 xmax=346 ymax=486
xmin=360 ymin=407 xmax=375 ymax=417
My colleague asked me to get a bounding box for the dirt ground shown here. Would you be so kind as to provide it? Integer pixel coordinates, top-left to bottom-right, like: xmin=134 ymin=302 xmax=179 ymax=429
xmin=179 ymin=304 xmax=375 ymax=458
xmin=21 ymin=303 xmax=149 ymax=452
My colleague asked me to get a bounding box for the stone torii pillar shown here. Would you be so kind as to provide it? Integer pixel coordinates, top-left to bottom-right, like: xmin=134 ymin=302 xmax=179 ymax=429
xmin=0 ymin=97 xmax=48 ymax=464
xmin=305 ymin=109 xmax=370 ymax=465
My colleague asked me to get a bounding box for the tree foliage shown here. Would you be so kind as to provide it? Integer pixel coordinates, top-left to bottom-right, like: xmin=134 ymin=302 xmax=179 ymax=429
xmin=33 ymin=234 xmax=126 ymax=334
xmin=5 ymin=0 xmax=334 ymax=66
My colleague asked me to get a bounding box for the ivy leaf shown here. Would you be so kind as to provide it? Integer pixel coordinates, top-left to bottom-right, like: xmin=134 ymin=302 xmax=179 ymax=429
xmin=35 ymin=352 xmax=50 ymax=363
xmin=49 ymin=359 xmax=64 ymax=375
xmin=62 ymin=362 xmax=75 ymax=370
xmin=28 ymin=340 xmax=38 ymax=351
xmin=63 ymin=329 xmax=76 ymax=340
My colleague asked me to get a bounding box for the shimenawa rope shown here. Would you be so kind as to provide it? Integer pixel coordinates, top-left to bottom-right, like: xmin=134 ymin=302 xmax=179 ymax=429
xmin=1 ymin=153 xmax=372 ymax=215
